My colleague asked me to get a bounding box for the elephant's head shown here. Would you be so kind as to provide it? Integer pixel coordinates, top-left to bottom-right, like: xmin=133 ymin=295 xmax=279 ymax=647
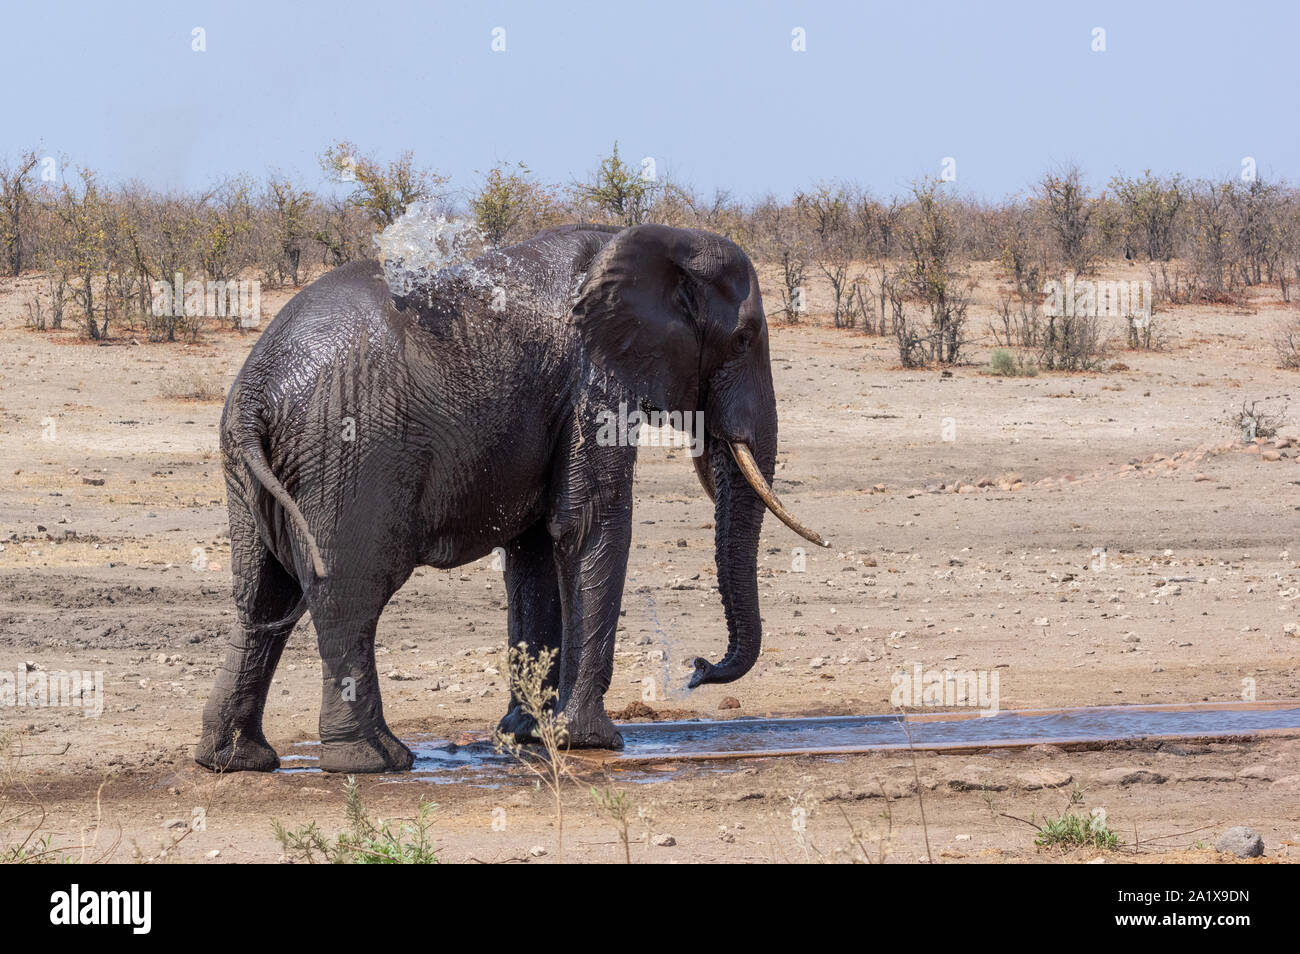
xmin=573 ymin=224 xmax=828 ymax=688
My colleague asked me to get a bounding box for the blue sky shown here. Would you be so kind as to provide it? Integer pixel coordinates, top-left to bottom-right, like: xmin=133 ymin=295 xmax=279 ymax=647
xmin=6 ymin=0 xmax=1297 ymax=202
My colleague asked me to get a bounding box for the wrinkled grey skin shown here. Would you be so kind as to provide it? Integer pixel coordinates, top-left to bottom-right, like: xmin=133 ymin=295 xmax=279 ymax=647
xmin=195 ymin=223 xmax=781 ymax=773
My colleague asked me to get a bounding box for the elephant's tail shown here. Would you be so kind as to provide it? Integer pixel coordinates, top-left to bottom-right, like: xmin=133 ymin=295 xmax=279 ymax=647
xmin=239 ymin=437 xmax=328 ymax=580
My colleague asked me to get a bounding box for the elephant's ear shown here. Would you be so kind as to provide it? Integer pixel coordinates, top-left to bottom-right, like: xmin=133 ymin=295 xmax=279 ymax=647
xmin=572 ymin=225 xmax=702 ymax=413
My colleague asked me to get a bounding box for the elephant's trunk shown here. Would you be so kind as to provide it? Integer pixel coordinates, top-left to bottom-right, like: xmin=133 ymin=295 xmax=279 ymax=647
xmin=689 ymin=431 xmax=770 ymax=687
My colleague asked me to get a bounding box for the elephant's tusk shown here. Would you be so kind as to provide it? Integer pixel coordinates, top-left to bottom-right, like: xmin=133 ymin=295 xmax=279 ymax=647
xmin=729 ymin=442 xmax=830 ymax=548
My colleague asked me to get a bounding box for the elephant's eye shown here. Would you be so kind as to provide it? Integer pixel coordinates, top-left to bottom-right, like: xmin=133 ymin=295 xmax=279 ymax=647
xmin=674 ymin=279 xmax=697 ymax=316
xmin=732 ymin=329 xmax=753 ymax=354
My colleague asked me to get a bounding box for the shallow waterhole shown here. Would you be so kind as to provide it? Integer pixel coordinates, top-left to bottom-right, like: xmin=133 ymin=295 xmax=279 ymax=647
xmin=276 ymin=701 xmax=1300 ymax=785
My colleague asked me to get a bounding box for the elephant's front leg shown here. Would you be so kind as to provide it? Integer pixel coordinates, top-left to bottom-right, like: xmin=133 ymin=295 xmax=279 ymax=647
xmin=497 ymin=520 xmax=563 ymax=739
xmin=548 ymin=446 xmax=636 ymax=750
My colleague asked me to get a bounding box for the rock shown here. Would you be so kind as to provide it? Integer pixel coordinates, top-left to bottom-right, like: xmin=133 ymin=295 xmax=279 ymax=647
xmin=718 ymin=696 xmax=741 ymax=710
xmin=1262 ymin=450 xmax=1282 ymax=461
xmin=1160 ymin=742 xmax=1211 ymax=756
xmin=528 ymin=845 xmax=548 ymax=857
xmin=1177 ymin=771 xmax=1235 ymax=783
xmin=1236 ymin=764 xmax=1276 ymax=781
xmin=1095 ymin=767 xmax=1167 ymax=786
xmin=1284 ymin=623 xmax=1299 ymax=638
xmin=1215 ymin=826 xmax=1264 ymax=858
xmin=206 ymin=849 xmax=221 ymax=859
xmin=947 ymin=766 xmax=1008 ymax=792
xmin=651 ymin=834 xmax=677 ymax=847
xmin=1027 ymin=744 xmax=1065 ymax=757
xmin=1193 ymin=472 xmax=1210 ymax=481
xmin=81 ymin=476 xmax=105 ymax=486
xmin=1016 ymin=770 xmax=1073 ymax=790
xmin=163 ymin=818 xmax=188 ymax=830
xmin=809 ymin=657 xmax=825 ymax=669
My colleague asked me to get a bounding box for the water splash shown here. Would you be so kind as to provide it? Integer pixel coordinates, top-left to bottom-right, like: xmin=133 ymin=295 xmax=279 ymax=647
xmin=373 ymin=203 xmax=484 ymax=297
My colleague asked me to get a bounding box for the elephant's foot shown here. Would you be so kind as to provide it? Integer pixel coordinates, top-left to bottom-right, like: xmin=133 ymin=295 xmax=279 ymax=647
xmin=496 ymin=703 xmax=539 ymax=741
xmin=195 ymin=729 xmax=280 ymax=773
xmin=319 ymin=726 xmax=414 ymax=774
xmin=560 ymin=705 xmax=624 ymax=750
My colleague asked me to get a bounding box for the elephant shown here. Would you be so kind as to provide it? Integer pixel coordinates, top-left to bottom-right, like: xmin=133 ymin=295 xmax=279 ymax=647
xmin=194 ymin=222 xmax=827 ymax=774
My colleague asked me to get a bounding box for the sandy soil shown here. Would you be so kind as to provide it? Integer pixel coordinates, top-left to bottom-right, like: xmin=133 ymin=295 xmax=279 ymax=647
xmin=1 ymin=263 xmax=1298 ymax=864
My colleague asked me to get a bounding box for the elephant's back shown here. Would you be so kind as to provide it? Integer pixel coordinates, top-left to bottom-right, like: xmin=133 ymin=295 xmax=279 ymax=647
xmin=221 ymin=260 xmax=408 ymax=451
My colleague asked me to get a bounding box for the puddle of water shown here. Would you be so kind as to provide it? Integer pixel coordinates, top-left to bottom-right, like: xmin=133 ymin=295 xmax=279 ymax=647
xmin=616 ymin=702 xmax=1300 ymax=759
xmin=277 ymin=702 xmax=1300 ymax=780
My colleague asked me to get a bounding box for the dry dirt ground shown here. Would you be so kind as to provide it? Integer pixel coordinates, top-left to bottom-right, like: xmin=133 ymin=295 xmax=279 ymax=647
xmin=1 ymin=263 xmax=1299 ymax=864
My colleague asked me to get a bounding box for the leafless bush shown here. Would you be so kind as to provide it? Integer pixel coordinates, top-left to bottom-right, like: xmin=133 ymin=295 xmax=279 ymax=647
xmin=1274 ymin=315 xmax=1300 ymax=369
xmin=992 ymin=290 xmax=1042 ymax=351
xmin=1109 ymin=171 xmax=1185 ymax=261
xmin=882 ymin=267 xmax=926 ymax=367
xmin=1222 ymin=397 xmax=1289 ymax=441
xmin=1038 ymin=165 xmax=1097 ymax=275
xmin=0 ymin=151 xmax=39 ymax=276
xmin=158 ymin=368 xmax=225 ymax=401
xmin=752 ymin=198 xmax=810 ymax=323
xmin=1039 ymin=310 xmax=1106 ymax=371
xmin=1186 ymin=180 xmax=1246 ymax=305
xmin=897 ymin=181 xmax=969 ymax=364
xmin=798 ymin=183 xmax=860 ymax=328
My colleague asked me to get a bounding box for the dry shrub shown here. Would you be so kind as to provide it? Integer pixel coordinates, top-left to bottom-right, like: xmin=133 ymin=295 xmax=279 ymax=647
xmin=158 ymin=369 xmax=225 ymax=402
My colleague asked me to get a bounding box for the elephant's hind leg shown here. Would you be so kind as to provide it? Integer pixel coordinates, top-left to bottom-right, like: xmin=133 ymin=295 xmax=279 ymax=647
xmin=497 ymin=520 xmax=563 ymax=739
xmin=309 ymin=578 xmax=414 ymax=773
xmin=196 ymin=511 xmax=304 ymax=772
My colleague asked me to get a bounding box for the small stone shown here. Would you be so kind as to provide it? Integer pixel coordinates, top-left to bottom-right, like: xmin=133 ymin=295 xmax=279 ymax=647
xmin=718 ymin=696 xmax=741 ymax=710
xmin=1215 ymin=826 xmax=1264 ymax=858
xmin=1236 ymin=764 xmax=1276 ymax=781
xmin=163 ymin=818 xmax=188 ymax=830
xmin=947 ymin=767 xmax=1007 ymax=792
xmin=1016 ymin=770 xmax=1073 ymax=791
xmin=1160 ymin=742 xmax=1211 ymax=756
xmin=1095 ymin=767 xmax=1166 ymax=787
xmin=1262 ymin=450 xmax=1281 ymax=462
xmin=652 ymin=834 xmax=677 ymax=847
xmin=809 ymin=657 xmax=825 ymax=669
xmin=206 ymin=849 xmax=221 ymax=859
xmin=528 ymin=845 xmax=548 ymax=857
